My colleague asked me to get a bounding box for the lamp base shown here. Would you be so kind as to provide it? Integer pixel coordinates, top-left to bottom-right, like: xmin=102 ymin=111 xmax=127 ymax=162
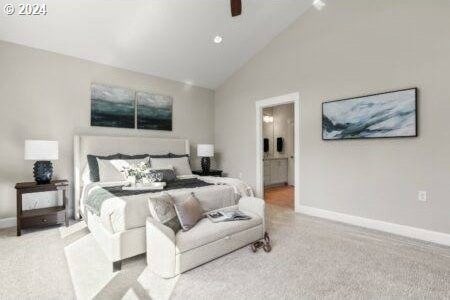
xmin=200 ymin=157 xmax=211 ymax=174
xmin=33 ymin=161 xmax=53 ymax=184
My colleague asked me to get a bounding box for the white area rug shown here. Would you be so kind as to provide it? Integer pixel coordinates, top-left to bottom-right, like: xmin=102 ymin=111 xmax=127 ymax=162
xmin=64 ymin=226 xmax=178 ymax=300
xmin=1 ymin=205 xmax=449 ymax=299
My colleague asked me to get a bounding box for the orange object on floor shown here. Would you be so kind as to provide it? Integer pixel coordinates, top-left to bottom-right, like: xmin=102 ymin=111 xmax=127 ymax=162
xmin=264 ymin=185 xmax=294 ymax=209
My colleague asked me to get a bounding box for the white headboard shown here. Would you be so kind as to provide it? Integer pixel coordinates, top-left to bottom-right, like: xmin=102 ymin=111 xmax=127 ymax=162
xmin=73 ymin=135 xmax=189 ymax=219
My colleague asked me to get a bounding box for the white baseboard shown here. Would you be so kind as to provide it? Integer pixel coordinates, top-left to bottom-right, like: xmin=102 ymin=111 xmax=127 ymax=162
xmin=0 ymin=217 xmax=16 ymax=229
xmin=298 ymin=205 xmax=450 ymax=247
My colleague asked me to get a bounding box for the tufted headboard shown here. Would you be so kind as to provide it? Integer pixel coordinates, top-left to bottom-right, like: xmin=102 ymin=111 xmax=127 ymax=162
xmin=73 ymin=135 xmax=189 ymax=219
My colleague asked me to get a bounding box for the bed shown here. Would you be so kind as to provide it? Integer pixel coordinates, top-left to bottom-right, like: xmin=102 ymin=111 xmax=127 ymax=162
xmin=74 ymin=135 xmax=251 ymax=271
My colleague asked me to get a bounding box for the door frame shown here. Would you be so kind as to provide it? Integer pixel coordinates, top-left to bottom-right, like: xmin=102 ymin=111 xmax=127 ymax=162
xmin=255 ymin=92 xmax=300 ymax=211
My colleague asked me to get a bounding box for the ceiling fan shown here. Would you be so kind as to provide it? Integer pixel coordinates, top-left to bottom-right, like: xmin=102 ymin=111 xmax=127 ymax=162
xmin=230 ymin=0 xmax=242 ymax=17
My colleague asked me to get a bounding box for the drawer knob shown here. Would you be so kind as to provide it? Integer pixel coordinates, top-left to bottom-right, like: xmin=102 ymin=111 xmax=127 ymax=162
xmin=42 ymin=218 xmax=47 ymax=223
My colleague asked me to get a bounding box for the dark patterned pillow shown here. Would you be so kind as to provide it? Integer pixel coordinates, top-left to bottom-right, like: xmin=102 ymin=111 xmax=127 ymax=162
xmin=87 ymin=154 xmax=121 ymax=182
xmin=148 ymin=169 xmax=176 ymax=182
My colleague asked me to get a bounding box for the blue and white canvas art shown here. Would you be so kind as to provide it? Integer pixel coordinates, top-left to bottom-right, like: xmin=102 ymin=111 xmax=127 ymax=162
xmin=322 ymin=88 xmax=417 ymax=140
xmin=91 ymin=83 xmax=135 ymax=128
xmin=136 ymin=91 xmax=173 ymax=131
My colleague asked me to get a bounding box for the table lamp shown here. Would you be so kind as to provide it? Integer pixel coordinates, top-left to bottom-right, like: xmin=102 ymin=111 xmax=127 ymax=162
xmin=24 ymin=140 xmax=58 ymax=184
xmin=197 ymin=144 xmax=214 ymax=174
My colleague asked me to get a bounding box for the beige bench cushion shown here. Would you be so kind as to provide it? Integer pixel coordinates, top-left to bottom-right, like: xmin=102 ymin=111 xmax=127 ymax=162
xmin=175 ymin=212 xmax=262 ymax=254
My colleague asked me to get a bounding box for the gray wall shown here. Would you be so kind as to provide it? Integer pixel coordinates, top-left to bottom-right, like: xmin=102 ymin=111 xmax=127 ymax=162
xmin=0 ymin=41 xmax=214 ymax=219
xmin=215 ymin=0 xmax=450 ymax=233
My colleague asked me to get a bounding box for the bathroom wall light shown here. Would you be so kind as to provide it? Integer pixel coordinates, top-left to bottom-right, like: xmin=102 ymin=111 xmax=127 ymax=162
xmin=263 ymin=115 xmax=274 ymax=123
xmin=313 ymin=0 xmax=325 ymax=10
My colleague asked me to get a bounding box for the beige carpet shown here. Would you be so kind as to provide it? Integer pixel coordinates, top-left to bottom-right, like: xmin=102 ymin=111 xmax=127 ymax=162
xmin=1 ymin=204 xmax=449 ymax=299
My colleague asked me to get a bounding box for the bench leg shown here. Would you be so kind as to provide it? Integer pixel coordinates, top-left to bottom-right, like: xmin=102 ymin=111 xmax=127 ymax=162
xmin=113 ymin=260 xmax=122 ymax=272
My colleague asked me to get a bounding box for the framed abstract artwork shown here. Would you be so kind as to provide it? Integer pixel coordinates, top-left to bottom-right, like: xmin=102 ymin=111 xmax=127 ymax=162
xmin=90 ymin=84 xmax=174 ymax=131
xmin=136 ymin=91 xmax=173 ymax=131
xmin=90 ymin=83 xmax=135 ymax=128
xmin=322 ymin=88 xmax=418 ymax=140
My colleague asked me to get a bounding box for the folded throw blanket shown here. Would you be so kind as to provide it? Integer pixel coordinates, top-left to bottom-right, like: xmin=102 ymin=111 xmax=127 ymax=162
xmin=199 ymin=176 xmax=254 ymax=198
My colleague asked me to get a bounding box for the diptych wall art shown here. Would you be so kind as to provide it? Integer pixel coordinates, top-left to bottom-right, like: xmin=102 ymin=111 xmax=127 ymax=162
xmin=90 ymin=84 xmax=135 ymax=128
xmin=90 ymin=83 xmax=173 ymax=131
xmin=136 ymin=92 xmax=173 ymax=130
xmin=322 ymin=88 xmax=417 ymax=140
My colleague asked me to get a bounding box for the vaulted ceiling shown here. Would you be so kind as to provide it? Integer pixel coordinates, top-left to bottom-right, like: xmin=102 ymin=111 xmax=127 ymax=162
xmin=0 ymin=0 xmax=312 ymax=88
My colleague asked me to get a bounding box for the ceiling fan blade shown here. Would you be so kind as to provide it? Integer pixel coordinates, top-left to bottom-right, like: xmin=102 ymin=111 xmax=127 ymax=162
xmin=230 ymin=0 xmax=242 ymax=17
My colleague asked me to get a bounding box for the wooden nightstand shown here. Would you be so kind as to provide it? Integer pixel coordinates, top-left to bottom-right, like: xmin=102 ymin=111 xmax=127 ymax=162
xmin=15 ymin=180 xmax=69 ymax=236
xmin=192 ymin=170 xmax=223 ymax=177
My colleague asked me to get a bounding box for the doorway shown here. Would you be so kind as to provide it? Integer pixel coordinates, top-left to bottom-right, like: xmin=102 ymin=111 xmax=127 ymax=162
xmin=255 ymin=93 xmax=300 ymax=211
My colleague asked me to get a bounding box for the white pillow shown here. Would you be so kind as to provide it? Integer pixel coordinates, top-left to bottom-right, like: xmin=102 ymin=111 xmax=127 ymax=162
xmin=97 ymin=157 xmax=150 ymax=182
xmin=150 ymin=157 xmax=192 ymax=176
xmin=150 ymin=165 xmax=174 ymax=171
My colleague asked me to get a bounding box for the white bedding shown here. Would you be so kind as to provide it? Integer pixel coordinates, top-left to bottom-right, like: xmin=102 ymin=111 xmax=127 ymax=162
xmin=80 ymin=176 xmax=252 ymax=233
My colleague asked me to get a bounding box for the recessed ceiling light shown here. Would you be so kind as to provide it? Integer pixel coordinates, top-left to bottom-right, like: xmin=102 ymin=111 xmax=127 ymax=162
xmin=214 ymin=35 xmax=223 ymax=44
xmin=313 ymin=0 xmax=325 ymax=10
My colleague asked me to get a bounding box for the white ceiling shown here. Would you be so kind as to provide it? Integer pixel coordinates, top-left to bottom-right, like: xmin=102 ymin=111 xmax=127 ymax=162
xmin=0 ymin=0 xmax=312 ymax=89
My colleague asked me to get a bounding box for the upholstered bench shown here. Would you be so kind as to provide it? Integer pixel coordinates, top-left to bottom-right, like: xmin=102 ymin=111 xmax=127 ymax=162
xmin=146 ymin=196 xmax=265 ymax=278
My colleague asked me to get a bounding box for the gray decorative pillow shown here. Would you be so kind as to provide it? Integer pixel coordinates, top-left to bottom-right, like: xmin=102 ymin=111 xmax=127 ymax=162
xmin=173 ymin=193 xmax=204 ymax=231
xmin=148 ymin=193 xmax=181 ymax=233
xmin=87 ymin=153 xmax=121 ymax=182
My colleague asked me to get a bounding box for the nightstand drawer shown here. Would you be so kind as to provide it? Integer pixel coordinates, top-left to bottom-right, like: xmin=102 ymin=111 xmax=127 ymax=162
xmin=21 ymin=212 xmax=65 ymax=228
